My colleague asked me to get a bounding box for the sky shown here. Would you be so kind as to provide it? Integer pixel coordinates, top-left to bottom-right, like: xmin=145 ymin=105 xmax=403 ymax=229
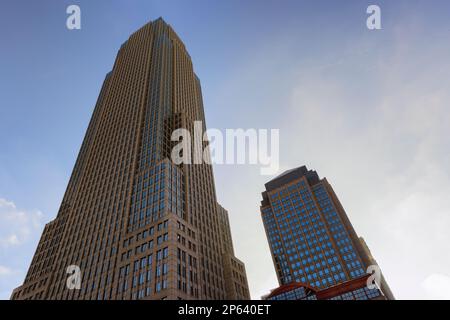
xmin=1 ymin=0 xmax=450 ymax=300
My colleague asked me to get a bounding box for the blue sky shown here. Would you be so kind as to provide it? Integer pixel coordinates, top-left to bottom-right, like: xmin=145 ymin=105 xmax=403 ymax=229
xmin=1 ymin=0 xmax=450 ymax=299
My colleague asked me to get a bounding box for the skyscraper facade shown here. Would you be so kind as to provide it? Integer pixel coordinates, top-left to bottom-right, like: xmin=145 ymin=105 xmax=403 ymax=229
xmin=260 ymin=166 xmax=393 ymax=299
xmin=217 ymin=204 xmax=250 ymax=300
xmin=11 ymin=18 xmax=249 ymax=300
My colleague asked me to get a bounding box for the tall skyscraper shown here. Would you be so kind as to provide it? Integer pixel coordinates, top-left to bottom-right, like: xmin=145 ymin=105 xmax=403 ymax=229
xmin=260 ymin=166 xmax=394 ymax=300
xmin=11 ymin=18 xmax=249 ymax=300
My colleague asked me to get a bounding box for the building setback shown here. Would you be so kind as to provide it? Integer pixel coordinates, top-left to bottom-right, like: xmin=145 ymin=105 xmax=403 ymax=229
xmin=11 ymin=18 xmax=249 ymax=300
xmin=260 ymin=166 xmax=394 ymax=300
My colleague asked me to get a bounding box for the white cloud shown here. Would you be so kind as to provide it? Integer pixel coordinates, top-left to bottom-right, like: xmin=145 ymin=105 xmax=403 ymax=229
xmin=422 ymin=274 xmax=450 ymax=300
xmin=0 ymin=198 xmax=43 ymax=247
xmin=0 ymin=198 xmax=44 ymax=299
xmin=1 ymin=234 xmax=20 ymax=247
xmin=0 ymin=265 xmax=12 ymax=277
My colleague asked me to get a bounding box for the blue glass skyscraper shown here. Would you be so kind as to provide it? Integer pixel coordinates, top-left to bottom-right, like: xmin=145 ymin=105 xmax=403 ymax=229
xmin=261 ymin=166 xmax=393 ymax=299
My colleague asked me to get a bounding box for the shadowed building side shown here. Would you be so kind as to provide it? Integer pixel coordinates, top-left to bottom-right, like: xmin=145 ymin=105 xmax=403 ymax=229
xmin=217 ymin=203 xmax=250 ymax=300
